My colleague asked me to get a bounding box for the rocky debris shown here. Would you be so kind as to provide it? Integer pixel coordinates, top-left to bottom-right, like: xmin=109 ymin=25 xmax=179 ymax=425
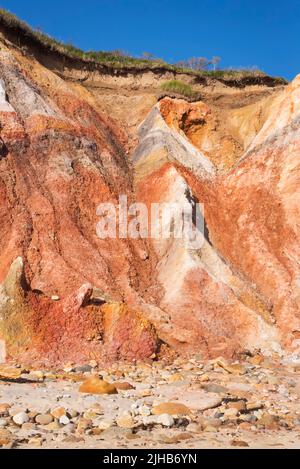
xmin=0 ymin=355 xmax=300 ymax=448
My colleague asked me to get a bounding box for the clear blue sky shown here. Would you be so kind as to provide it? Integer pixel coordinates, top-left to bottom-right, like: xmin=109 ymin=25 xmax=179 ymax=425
xmin=0 ymin=0 xmax=299 ymax=80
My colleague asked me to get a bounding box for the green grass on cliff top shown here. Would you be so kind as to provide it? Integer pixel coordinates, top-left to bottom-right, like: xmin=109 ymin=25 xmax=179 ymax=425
xmin=0 ymin=8 xmax=287 ymax=84
xmin=161 ymin=80 xmax=200 ymax=99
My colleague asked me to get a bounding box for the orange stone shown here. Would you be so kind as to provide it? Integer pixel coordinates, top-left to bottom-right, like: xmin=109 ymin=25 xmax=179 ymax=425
xmin=0 ymin=365 xmax=21 ymax=379
xmin=114 ymin=382 xmax=135 ymax=391
xmin=79 ymin=376 xmax=117 ymax=395
xmin=151 ymin=402 xmax=191 ymax=416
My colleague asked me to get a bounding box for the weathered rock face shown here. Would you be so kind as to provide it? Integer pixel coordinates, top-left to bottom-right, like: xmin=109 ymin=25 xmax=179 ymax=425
xmin=0 ymin=39 xmax=160 ymax=364
xmin=134 ymin=105 xmax=280 ymax=357
xmin=203 ymin=76 xmax=300 ymax=351
xmin=0 ymin=23 xmax=299 ymax=364
xmin=154 ymin=77 xmax=300 ymax=355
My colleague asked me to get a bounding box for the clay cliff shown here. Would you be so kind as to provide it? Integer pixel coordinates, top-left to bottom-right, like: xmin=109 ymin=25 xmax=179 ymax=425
xmin=0 ymin=15 xmax=299 ymax=366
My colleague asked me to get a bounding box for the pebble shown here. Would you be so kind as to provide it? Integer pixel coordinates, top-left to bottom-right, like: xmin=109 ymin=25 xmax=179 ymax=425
xmin=230 ymin=439 xmax=249 ymax=447
xmin=28 ymin=411 xmax=39 ymax=420
xmin=13 ymin=412 xmax=29 ymax=426
xmin=151 ymin=402 xmax=191 ymax=416
xmin=202 ymin=383 xmax=228 ymax=393
xmin=97 ymin=418 xmax=115 ymax=430
xmin=139 ymin=405 xmax=151 ymax=417
xmin=28 ymin=437 xmax=43 ymax=446
xmin=51 ymin=407 xmax=66 ymax=419
xmin=59 ymin=415 xmax=70 ymax=425
xmin=224 ymin=408 xmax=239 ymax=418
xmin=21 ymin=422 xmax=36 ymax=431
xmin=79 ymin=376 xmax=117 ymax=395
xmin=63 ymin=364 xmax=74 ymax=373
xmin=114 ymin=381 xmax=135 ymax=391
xmin=83 ymin=411 xmax=98 ymax=420
xmin=186 ymin=422 xmax=202 ymax=433
xmin=0 ymin=428 xmax=13 ymax=446
xmin=0 ymin=355 xmax=299 ymax=448
xmin=0 ymin=403 xmax=11 ymax=415
xmin=44 ymin=421 xmax=62 ymax=431
xmin=35 ymin=414 xmax=53 ymax=425
xmin=75 ymin=365 xmax=93 ymax=373
xmin=0 ymin=365 xmax=21 ymax=379
xmin=198 ymin=373 xmax=210 ymax=382
xmin=116 ymin=415 xmax=135 ymax=429
xmin=168 ymin=373 xmax=184 ymax=383
xmin=227 ymin=400 xmax=246 ymax=412
xmin=76 ymin=418 xmax=91 ymax=433
xmin=199 ymin=417 xmax=222 ymax=429
xmin=204 ymin=425 xmax=218 ymax=432
xmin=157 ymin=432 xmax=193 ymax=444
xmin=30 ymin=370 xmax=44 ymax=380
xmin=156 ymin=414 xmax=174 ymax=427
xmin=215 ymin=358 xmax=246 ymax=375
xmin=60 ymin=423 xmax=75 ymax=434
xmin=246 ymin=401 xmax=264 ymax=411
xmin=257 ymin=413 xmax=279 ymax=428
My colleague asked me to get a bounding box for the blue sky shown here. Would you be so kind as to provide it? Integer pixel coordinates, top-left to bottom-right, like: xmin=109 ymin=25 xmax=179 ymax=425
xmin=0 ymin=0 xmax=299 ymax=80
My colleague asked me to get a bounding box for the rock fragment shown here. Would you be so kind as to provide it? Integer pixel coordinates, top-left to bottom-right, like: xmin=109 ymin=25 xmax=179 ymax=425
xmin=79 ymin=376 xmax=117 ymax=394
xmin=151 ymin=402 xmax=191 ymax=416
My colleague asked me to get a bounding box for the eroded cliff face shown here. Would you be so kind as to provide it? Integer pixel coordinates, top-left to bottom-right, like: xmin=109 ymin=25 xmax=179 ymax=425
xmin=0 ymin=24 xmax=299 ymax=365
xmin=151 ymin=81 xmax=300 ymax=355
xmin=0 ymin=37 xmax=161 ymax=365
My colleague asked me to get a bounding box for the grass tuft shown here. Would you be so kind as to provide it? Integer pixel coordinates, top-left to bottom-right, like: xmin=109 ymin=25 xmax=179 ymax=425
xmin=161 ymin=80 xmax=199 ymax=99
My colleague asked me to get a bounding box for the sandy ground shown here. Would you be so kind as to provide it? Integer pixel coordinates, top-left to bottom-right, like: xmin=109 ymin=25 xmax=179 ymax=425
xmin=1 ymin=355 xmax=300 ymax=449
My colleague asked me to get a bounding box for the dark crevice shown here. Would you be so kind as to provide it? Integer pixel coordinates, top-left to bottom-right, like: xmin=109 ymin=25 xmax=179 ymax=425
xmin=185 ymin=188 xmax=212 ymax=246
xmin=0 ymin=137 xmax=8 ymax=159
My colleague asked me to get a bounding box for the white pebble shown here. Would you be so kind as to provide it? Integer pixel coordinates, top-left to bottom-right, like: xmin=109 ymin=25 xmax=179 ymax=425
xmin=13 ymin=412 xmax=29 ymax=425
xmin=156 ymin=413 xmax=174 ymax=427
xmin=59 ymin=415 xmax=70 ymax=425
